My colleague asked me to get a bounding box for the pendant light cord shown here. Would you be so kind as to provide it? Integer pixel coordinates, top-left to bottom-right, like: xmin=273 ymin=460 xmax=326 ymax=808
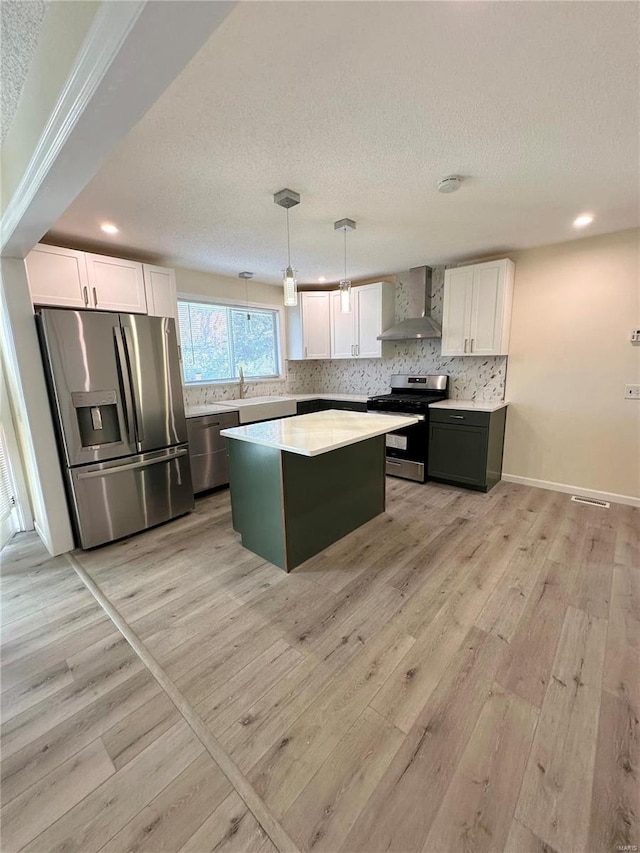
xmin=342 ymin=224 xmax=349 ymax=282
xmin=286 ymin=208 xmax=292 ymax=268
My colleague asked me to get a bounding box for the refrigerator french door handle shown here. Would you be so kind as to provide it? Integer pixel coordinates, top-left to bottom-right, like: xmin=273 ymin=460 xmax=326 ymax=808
xmin=76 ymin=447 xmax=188 ymax=479
xmin=113 ymin=325 xmax=137 ymax=446
xmin=121 ymin=324 xmax=145 ymax=444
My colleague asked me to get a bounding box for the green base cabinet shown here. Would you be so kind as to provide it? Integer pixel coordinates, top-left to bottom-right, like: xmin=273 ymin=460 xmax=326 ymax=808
xmin=227 ymin=434 xmax=385 ymax=572
xmin=427 ymin=407 xmax=507 ymax=492
xmin=296 ymin=400 xmax=325 ymax=416
xmin=296 ymin=399 xmax=368 ymax=416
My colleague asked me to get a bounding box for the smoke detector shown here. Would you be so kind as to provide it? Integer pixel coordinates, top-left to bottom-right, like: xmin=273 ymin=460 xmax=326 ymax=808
xmin=238 ymin=271 xmax=253 ymax=279
xmin=437 ymin=175 xmax=463 ymax=194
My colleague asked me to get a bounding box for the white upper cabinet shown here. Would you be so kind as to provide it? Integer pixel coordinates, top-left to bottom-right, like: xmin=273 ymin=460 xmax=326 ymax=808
xmin=85 ymin=254 xmax=147 ymax=314
xmin=330 ymin=291 xmax=356 ymax=358
xmin=287 ymin=292 xmax=331 ymax=359
xmin=302 ymin=292 xmax=331 ymax=359
xmin=26 ymin=245 xmax=175 ymax=318
xmin=441 ymin=259 xmax=514 ymax=356
xmin=26 ymin=245 xmax=89 ymax=309
xmin=329 ymin=282 xmax=395 ymax=359
xmin=143 ymin=264 xmax=177 ymax=320
xmin=355 ymin=282 xmax=394 ymax=358
xmin=440 ymin=266 xmax=474 ymax=355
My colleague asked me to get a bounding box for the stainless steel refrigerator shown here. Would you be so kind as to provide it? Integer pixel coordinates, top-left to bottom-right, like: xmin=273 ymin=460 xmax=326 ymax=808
xmin=37 ymin=308 xmax=194 ymax=549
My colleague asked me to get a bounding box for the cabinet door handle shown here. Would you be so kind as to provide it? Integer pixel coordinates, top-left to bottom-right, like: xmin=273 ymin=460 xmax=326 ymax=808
xmin=356 ymin=344 xmax=359 ymax=356
xmin=304 ymin=346 xmax=308 ymax=358
xmin=464 ymin=339 xmax=468 ymax=353
xmin=83 ymin=286 xmax=89 ymax=306
xmin=92 ymin=287 xmax=98 ymax=307
xmin=350 ymin=345 xmax=354 ymax=356
xmin=470 ymin=338 xmax=474 ymax=352
xmin=450 ymin=415 xmax=465 ymax=419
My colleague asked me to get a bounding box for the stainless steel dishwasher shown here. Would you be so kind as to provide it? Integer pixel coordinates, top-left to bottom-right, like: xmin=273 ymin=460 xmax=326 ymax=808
xmin=186 ymin=410 xmax=239 ymax=493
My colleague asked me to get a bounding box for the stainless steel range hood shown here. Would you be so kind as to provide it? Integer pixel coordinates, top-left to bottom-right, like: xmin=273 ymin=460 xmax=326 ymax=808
xmin=377 ymin=266 xmax=442 ymax=340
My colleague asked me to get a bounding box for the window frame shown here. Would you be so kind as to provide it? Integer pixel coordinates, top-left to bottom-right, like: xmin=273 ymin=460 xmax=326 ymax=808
xmin=176 ymin=292 xmax=286 ymax=387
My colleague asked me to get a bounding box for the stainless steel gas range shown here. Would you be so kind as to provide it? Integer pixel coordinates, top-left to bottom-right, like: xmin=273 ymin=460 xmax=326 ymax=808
xmin=367 ymin=374 xmax=449 ymax=482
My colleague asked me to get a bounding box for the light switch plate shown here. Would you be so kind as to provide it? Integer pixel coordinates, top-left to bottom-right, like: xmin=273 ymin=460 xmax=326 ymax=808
xmin=624 ymin=384 xmax=640 ymax=399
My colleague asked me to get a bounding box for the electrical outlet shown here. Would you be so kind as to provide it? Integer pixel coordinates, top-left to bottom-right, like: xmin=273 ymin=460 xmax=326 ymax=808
xmin=624 ymin=384 xmax=640 ymax=399
xmin=631 ymin=328 xmax=640 ymax=343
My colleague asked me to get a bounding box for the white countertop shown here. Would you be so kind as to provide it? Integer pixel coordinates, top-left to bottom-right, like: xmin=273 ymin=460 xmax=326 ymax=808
xmin=430 ymin=399 xmax=508 ymax=413
xmin=184 ymin=393 xmax=368 ymax=419
xmin=220 ymin=395 xmax=293 ymax=406
xmin=185 ymin=403 xmax=240 ymax=418
xmin=186 ymin=394 xmax=508 ymax=419
xmin=221 ymin=410 xmax=419 ymax=456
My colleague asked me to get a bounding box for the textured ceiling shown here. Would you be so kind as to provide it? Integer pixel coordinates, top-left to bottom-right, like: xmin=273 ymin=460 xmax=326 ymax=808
xmin=47 ymin=1 xmax=640 ymax=284
xmin=1 ymin=0 xmax=48 ymax=142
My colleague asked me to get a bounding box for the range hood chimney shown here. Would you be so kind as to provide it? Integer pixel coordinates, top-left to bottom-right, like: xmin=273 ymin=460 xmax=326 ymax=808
xmin=377 ymin=266 xmax=442 ymax=340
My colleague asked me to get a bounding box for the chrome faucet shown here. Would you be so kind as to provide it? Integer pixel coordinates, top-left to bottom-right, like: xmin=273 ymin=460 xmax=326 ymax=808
xmin=238 ymin=366 xmax=248 ymax=399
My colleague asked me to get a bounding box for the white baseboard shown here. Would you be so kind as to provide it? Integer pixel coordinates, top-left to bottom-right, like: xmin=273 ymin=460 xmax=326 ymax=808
xmin=502 ymin=473 xmax=640 ymax=508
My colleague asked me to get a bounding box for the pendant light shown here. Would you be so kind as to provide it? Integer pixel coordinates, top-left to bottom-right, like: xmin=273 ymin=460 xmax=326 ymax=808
xmin=334 ymin=218 xmax=356 ymax=313
xmin=274 ymin=189 xmax=300 ymax=307
xmin=238 ymin=271 xmax=253 ymax=324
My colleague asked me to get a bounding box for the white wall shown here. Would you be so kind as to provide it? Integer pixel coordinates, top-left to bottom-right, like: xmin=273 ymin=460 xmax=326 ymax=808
xmin=503 ymin=228 xmax=640 ymax=502
xmin=175 ymin=266 xmax=284 ymax=309
xmin=0 ymin=259 xmax=75 ymax=554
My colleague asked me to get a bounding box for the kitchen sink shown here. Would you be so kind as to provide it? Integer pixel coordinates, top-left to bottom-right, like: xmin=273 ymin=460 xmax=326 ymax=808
xmin=221 ymin=396 xmax=297 ymax=423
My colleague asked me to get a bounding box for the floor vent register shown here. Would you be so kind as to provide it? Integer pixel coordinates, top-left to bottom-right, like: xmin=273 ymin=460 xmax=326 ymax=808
xmin=570 ymin=495 xmax=611 ymax=509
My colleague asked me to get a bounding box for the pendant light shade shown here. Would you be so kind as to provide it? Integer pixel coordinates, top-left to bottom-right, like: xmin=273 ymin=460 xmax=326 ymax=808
xmin=274 ymin=189 xmax=300 ymax=307
xmin=339 ymin=280 xmax=351 ymax=313
xmin=334 ymin=218 xmax=356 ymax=314
xmin=283 ymin=265 xmax=297 ymax=307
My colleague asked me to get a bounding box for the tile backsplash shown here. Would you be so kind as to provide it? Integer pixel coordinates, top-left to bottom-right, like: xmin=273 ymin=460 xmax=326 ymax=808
xmin=184 ymin=379 xmax=289 ymax=406
xmin=183 ymin=266 xmax=507 ymax=406
xmin=286 ymin=351 xmax=506 ymax=400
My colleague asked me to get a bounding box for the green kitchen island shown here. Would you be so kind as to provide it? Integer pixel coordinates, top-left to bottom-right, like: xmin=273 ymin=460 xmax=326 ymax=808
xmin=221 ymin=409 xmax=419 ymax=572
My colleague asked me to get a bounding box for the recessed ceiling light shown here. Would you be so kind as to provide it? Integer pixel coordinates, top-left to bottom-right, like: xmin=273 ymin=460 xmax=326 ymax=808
xmin=573 ymin=213 xmax=594 ymax=228
xmin=318 ymin=276 xmax=326 ymax=282
xmin=100 ymin=223 xmax=119 ymax=234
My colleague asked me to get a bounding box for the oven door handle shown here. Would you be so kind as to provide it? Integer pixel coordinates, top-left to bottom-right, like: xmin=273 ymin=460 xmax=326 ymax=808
xmin=368 ymin=410 xmax=426 ymax=422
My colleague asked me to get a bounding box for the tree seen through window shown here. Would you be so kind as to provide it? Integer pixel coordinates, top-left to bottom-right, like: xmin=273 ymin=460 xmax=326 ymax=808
xmin=178 ymin=300 xmax=280 ymax=384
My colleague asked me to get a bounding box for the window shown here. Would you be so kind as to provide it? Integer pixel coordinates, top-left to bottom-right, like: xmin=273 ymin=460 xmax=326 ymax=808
xmin=177 ymin=299 xmax=281 ymax=384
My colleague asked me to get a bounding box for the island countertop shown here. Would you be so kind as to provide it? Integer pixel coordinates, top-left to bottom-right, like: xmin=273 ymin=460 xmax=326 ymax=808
xmin=221 ymin=409 xmax=418 ymax=457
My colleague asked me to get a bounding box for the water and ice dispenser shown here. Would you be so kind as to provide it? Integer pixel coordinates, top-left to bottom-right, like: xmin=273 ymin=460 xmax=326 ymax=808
xmin=71 ymin=391 xmax=122 ymax=447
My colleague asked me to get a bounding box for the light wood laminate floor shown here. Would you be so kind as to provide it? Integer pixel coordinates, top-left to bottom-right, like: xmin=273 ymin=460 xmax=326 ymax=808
xmin=1 ymin=479 xmax=637 ymax=853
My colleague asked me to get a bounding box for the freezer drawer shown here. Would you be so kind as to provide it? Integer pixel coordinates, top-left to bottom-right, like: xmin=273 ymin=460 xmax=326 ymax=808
xmin=187 ymin=411 xmax=239 ymax=493
xmin=69 ymin=445 xmax=194 ymax=548
xmin=385 ymin=457 xmax=425 ymax=482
